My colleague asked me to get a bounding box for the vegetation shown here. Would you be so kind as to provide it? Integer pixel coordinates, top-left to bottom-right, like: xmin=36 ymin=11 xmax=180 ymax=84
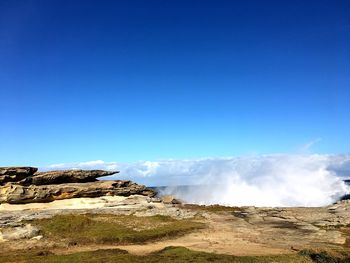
xmin=0 ymin=246 xmax=314 ymax=263
xmin=183 ymin=204 xmax=243 ymax=213
xmin=2 ymin=214 xmax=350 ymax=262
xmin=31 ymin=214 xmax=204 ymax=245
xmin=1 ymin=245 xmax=350 ymax=262
xmin=298 ymin=249 xmax=350 ymax=263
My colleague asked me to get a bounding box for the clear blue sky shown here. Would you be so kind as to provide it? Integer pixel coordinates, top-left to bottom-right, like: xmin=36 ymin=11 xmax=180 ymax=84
xmin=1 ymin=0 xmax=349 ymax=166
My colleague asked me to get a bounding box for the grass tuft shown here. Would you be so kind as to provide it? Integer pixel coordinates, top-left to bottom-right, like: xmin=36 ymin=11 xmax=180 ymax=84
xmin=183 ymin=204 xmax=244 ymax=213
xmin=31 ymin=214 xmax=204 ymax=245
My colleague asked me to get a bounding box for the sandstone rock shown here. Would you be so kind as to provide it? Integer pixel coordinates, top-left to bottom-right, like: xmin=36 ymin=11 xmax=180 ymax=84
xmin=31 ymin=235 xmax=43 ymax=241
xmin=0 ymin=224 xmax=39 ymax=241
xmin=0 ymin=167 xmax=38 ymax=185
xmin=149 ymin=197 xmax=162 ymax=203
xmin=161 ymin=195 xmax=181 ymax=204
xmin=0 ymin=180 xmax=156 ymax=204
xmin=19 ymin=170 xmax=119 ymax=185
xmin=0 ymin=167 xmax=38 ymax=176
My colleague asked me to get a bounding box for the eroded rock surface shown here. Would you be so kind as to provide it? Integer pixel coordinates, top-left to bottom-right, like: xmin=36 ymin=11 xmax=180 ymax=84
xmin=19 ymin=170 xmax=119 ymax=185
xmin=0 ymin=167 xmax=156 ymax=205
xmin=0 ymin=180 xmax=156 ymax=204
xmin=161 ymin=195 xmax=182 ymax=204
xmin=0 ymin=224 xmax=39 ymax=241
xmin=0 ymin=195 xmax=196 ymax=228
xmin=0 ymin=167 xmax=38 ymax=185
xmin=223 ymin=201 xmax=350 ymax=249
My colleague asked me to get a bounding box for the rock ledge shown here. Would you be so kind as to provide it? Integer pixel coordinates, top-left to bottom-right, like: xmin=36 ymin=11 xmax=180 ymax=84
xmin=0 ymin=167 xmax=156 ymax=204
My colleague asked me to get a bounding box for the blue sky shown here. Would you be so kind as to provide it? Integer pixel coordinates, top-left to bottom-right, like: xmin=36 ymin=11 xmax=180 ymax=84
xmin=1 ymin=0 xmax=349 ymax=166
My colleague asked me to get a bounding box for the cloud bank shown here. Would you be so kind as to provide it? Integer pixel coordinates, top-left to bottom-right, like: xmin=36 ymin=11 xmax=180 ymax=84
xmin=44 ymin=154 xmax=350 ymax=207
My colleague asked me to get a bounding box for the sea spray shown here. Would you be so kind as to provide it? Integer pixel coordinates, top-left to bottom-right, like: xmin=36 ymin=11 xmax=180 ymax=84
xmin=45 ymin=154 xmax=350 ymax=207
xmin=160 ymin=155 xmax=349 ymax=206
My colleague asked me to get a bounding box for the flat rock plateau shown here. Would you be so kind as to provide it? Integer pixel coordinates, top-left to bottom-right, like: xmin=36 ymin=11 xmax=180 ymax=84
xmin=1 ymin=166 xmax=350 ymax=262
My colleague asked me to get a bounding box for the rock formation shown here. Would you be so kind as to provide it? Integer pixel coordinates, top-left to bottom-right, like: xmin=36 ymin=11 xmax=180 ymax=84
xmin=19 ymin=170 xmax=119 ymax=185
xmin=0 ymin=167 xmax=38 ymax=185
xmin=0 ymin=167 xmax=156 ymax=204
xmin=161 ymin=195 xmax=182 ymax=204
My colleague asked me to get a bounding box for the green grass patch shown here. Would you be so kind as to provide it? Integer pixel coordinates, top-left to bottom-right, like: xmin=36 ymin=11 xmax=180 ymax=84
xmin=183 ymin=204 xmax=244 ymax=213
xmin=31 ymin=214 xmax=204 ymax=245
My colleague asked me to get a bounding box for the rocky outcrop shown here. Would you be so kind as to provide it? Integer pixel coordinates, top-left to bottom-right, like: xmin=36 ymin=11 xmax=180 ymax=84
xmin=0 ymin=167 xmax=156 ymax=204
xmin=0 ymin=167 xmax=38 ymax=185
xmin=19 ymin=170 xmax=119 ymax=185
xmin=0 ymin=180 xmax=156 ymax=204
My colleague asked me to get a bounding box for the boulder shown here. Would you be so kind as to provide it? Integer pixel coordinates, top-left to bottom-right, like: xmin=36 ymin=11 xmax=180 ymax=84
xmin=19 ymin=170 xmax=119 ymax=185
xmin=0 ymin=224 xmax=39 ymax=241
xmin=0 ymin=180 xmax=156 ymax=204
xmin=161 ymin=195 xmax=182 ymax=204
xmin=0 ymin=167 xmax=38 ymax=185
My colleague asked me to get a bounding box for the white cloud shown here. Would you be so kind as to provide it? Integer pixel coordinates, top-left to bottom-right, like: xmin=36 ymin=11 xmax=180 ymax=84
xmin=43 ymin=154 xmax=350 ymax=207
xmin=47 ymin=160 xmax=118 ymax=171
